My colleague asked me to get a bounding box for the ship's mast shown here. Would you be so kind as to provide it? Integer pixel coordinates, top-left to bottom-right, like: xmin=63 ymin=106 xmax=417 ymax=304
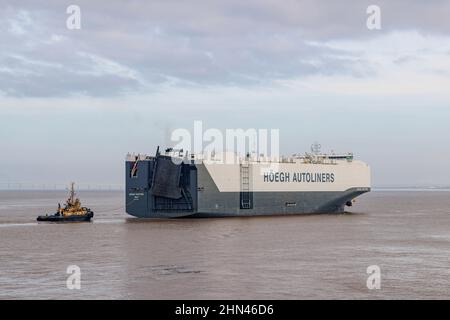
xmin=68 ymin=182 xmax=76 ymax=205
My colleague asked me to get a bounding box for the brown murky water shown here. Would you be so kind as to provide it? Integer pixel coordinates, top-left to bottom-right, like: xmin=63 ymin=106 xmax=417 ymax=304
xmin=0 ymin=190 xmax=449 ymax=299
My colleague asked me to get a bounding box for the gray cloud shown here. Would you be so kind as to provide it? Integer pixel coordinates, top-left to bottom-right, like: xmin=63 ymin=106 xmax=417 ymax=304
xmin=1 ymin=0 xmax=449 ymax=97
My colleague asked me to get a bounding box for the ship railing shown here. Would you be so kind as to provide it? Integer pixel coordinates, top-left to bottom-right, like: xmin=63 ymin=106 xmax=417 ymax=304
xmin=126 ymin=153 xmax=152 ymax=161
xmin=295 ymin=152 xmax=354 ymax=164
xmin=125 ymin=150 xmax=354 ymax=164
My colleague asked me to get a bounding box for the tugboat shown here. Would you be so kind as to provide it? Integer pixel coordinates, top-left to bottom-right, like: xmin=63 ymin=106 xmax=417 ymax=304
xmin=37 ymin=183 xmax=94 ymax=222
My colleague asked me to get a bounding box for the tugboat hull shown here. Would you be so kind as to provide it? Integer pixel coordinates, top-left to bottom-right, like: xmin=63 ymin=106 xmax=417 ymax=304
xmin=36 ymin=212 xmax=94 ymax=222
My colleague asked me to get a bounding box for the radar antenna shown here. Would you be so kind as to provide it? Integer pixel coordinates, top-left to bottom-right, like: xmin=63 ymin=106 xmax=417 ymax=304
xmin=311 ymin=142 xmax=321 ymax=155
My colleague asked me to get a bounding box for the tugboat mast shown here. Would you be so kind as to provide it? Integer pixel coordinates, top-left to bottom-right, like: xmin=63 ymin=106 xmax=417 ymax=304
xmin=68 ymin=182 xmax=76 ymax=205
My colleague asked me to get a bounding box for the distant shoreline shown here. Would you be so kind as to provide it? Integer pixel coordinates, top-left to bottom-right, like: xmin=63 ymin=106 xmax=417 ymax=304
xmin=372 ymin=187 xmax=450 ymax=192
xmin=0 ymin=189 xmax=124 ymax=192
xmin=1 ymin=188 xmax=450 ymax=192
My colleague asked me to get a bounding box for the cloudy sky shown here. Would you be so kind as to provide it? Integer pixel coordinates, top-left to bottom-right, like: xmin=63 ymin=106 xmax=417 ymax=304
xmin=1 ymin=0 xmax=450 ymax=187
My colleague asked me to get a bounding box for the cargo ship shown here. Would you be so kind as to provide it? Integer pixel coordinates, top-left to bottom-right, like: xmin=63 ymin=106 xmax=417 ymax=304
xmin=125 ymin=146 xmax=370 ymax=218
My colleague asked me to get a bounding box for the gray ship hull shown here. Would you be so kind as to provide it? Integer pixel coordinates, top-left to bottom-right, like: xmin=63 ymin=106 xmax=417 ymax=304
xmin=192 ymin=189 xmax=369 ymax=218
